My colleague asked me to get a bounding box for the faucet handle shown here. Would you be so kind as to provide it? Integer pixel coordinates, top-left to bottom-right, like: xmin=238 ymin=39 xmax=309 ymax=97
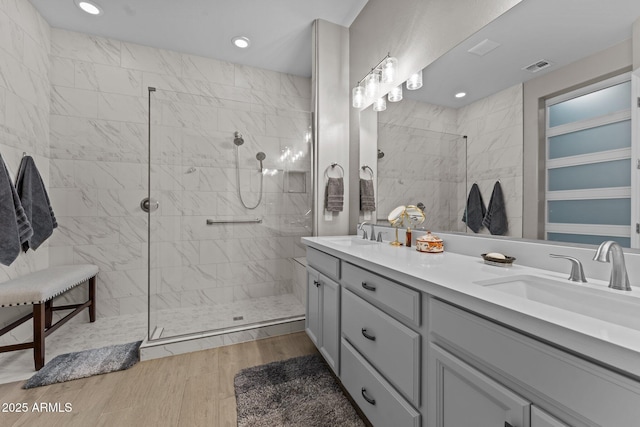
xmin=549 ymin=254 xmax=587 ymax=283
xmin=377 ymin=231 xmax=383 ymax=242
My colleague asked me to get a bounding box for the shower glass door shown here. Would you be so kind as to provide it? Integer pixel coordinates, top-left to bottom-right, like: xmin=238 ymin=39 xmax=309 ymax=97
xmin=148 ymin=86 xmax=312 ymax=341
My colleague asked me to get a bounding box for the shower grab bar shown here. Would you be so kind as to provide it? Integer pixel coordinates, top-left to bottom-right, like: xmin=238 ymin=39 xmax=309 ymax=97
xmin=206 ymin=218 xmax=262 ymax=225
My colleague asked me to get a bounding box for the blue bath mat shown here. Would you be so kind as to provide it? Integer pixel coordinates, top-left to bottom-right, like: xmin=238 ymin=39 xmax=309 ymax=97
xmin=22 ymin=340 xmax=142 ymax=389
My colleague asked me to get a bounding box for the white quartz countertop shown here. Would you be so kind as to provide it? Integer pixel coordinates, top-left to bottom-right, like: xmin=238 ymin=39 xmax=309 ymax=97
xmin=302 ymin=235 xmax=640 ymax=379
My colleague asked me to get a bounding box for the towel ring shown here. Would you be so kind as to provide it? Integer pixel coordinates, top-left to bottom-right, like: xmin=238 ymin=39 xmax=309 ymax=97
xmin=324 ymin=162 xmax=344 ymax=179
xmin=361 ymin=165 xmax=374 ymax=178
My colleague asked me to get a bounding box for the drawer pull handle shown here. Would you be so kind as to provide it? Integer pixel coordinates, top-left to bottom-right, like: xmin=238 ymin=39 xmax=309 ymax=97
xmin=361 ymin=281 xmax=376 ymax=291
xmin=361 ymin=388 xmax=376 ymax=405
xmin=313 ymin=280 xmax=320 ymax=287
xmin=361 ymin=328 xmax=376 ymax=341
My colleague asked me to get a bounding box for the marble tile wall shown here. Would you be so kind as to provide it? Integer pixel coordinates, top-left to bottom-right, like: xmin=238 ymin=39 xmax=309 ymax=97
xmin=376 ymin=100 xmax=466 ymax=232
xmin=0 ymin=0 xmax=51 ymax=343
xmin=47 ymin=29 xmax=312 ymax=332
xmin=376 ymin=84 xmax=524 ymax=237
xmin=458 ymin=84 xmax=523 ymax=237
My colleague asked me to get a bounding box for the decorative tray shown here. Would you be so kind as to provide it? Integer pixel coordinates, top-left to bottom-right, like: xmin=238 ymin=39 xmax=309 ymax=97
xmin=481 ymin=253 xmax=516 ymax=267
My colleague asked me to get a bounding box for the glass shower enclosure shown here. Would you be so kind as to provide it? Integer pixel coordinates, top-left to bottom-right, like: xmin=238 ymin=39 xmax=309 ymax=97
xmin=146 ymin=87 xmax=312 ymax=340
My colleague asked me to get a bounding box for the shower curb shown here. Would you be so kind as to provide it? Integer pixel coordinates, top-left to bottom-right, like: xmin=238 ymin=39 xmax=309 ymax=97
xmin=139 ymin=317 xmax=305 ymax=361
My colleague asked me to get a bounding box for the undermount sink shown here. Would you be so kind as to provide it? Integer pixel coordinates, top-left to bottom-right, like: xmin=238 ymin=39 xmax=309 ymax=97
xmin=328 ymin=236 xmax=378 ymax=247
xmin=475 ymin=275 xmax=640 ymax=331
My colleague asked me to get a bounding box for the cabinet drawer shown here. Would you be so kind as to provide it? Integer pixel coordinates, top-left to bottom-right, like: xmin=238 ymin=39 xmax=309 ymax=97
xmin=342 ymin=262 xmax=420 ymax=327
xmin=429 ymin=298 xmax=640 ymax=426
xmin=341 ymin=339 xmax=420 ymax=427
xmin=342 ymin=289 xmax=420 ymax=405
xmin=307 ymin=247 xmax=340 ymax=280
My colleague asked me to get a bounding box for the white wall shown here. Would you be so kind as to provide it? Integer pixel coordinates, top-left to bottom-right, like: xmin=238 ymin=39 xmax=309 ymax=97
xmin=313 ymin=20 xmax=350 ymax=236
xmin=0 ymin=0 xmax=50 ymax=343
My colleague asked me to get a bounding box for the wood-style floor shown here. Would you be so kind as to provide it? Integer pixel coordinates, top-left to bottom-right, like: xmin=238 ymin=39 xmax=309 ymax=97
xmin=0 ymin=332 xmax=318 ymax=427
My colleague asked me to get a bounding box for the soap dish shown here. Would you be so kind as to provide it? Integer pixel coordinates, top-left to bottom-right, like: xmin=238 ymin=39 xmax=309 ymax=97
xmin=481 ymin=253 xmax=516 ymax=267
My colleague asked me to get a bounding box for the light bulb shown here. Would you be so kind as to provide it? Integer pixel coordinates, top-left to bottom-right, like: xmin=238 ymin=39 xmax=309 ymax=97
xmin=455 ymin=92 xmax=466 ymax=98
xmin=364 ymin=73 xmax=380 ymax=98
xmin=373 ymin=97 xmax=386 ymax=112
xmin=352 ymin=86 xmax=365 ymax=108
xmin=406 ymin=70 xmax=423 ymax=90
xmin=388 ymin=85 xmax=403 ymax=102
xmin=381 ymin=57 xmax=398 ymax=83
xmin=76 ymin=1 xmax=101 ymax=15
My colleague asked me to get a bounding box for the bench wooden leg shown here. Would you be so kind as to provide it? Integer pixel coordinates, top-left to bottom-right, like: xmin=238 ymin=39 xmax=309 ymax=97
xmin=44 ymin=300 xmax=53 ymax=329
xmin=33 ymin=303 xmax=45 ymax=370
xmin=89 ymin=275 xmax=96 ymax=323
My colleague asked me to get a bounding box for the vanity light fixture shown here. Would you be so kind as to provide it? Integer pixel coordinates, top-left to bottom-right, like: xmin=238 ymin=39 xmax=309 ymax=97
xmin=232 ymin=36 xmax=251 ymax=49
xmin=406 ymin=70 xmax=423 ymax=90
xmin=75 ymin=0 xmax=102 ymax=15
xmin=373 ymin=97 xmax=387 ymax=112
xmin=352 ymin=86 xmax=365 ymax=109
xmin=388 ymin=85 xmax=403 ymax=102
xmin=351 ymin=53 xmax=398 ymax=108
xmin=455 ymin=92 xmax=466 ymax=98
xmin=381 ymin=57 xmax=398 ymax=83
xmin=364 ymin=73 xmax=380 ymax=98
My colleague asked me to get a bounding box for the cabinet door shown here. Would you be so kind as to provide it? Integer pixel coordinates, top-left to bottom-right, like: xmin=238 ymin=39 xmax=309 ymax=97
xmin=305 ymin=267 xmax=321 ymax=347
xmin=429 ymin=343 xmax=531 ymax=427
xmin=320 ymin=274 xmax=340 ymax=374
xmin=531 ymin=407 xmax=570 ymax=427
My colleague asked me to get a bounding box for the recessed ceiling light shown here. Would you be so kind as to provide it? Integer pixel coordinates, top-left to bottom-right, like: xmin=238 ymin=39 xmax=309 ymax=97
xmin=75 ymin=0 xmax=102 ymax=15
xmin=232 ymin=36 xmax=250 ymax=49
xmin=455 ymin=92 xmax=467 ymax=98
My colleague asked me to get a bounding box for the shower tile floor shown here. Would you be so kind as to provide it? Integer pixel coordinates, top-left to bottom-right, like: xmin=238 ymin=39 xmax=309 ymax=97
xmin=154 ymin=294 xmax=304 ymax=338
xmin=0 ymin=293 xmax=304 ymax=385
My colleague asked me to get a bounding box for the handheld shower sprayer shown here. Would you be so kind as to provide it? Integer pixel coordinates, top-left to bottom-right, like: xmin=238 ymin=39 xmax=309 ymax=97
xmin=233 ymin=131 xmax=265 ymax=210
xmin=256 ymin=152 xmax=266 ymax=172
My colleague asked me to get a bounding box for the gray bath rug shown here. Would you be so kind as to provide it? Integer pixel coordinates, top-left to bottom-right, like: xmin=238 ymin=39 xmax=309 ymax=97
xmin=234 ymin=353 xmax=365 ymax=427
xmin=22 ymin=341 xmax=142 ymax=389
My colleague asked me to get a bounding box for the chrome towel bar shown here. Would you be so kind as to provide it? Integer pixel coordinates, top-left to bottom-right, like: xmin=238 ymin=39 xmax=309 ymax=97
xmin=206 ymin=218 xmax=262 ymax=225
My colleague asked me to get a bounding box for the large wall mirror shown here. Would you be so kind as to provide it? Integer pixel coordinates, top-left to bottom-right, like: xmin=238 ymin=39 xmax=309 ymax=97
xmin=360 ymin=0 xmax=640 ymax=248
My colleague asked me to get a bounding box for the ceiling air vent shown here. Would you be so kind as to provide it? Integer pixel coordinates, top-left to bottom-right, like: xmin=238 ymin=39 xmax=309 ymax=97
xmin=522 ymin=59 xmax=553 ymax=73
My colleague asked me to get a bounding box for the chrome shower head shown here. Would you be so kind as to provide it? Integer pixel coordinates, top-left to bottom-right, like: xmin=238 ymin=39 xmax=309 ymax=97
xmin=233 ymin=131 xmax=244 ymax=146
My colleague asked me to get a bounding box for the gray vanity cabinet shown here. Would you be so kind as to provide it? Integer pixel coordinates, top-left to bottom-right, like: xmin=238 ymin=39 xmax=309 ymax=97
xmin=306 ymin=248 xmax=341 ymax=374
xmin=531 ymin=407 xmax=570 ymax=427
xmin=305 ymin=266 xmax=340 ymax=374
xmin=429 ymin=342 xmax=530 ymax=427
xmin=305 ymin=244 xmax=640 ymax=427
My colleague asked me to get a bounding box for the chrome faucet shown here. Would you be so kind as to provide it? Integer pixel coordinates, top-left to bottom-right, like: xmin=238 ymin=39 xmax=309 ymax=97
xmin=549 ymin=254 xmax=586 ymax=282
xmin=358 ymin=222 xmax=368 ymax=240
xmin=593 ymin=241 xmax=631 ymax=291
xmin=369 ymin=223 xmax=376 ymax=241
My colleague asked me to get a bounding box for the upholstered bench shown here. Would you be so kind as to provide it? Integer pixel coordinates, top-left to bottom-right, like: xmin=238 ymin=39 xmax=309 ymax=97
xmin=0 ymin=264 xmax=98 ymax=370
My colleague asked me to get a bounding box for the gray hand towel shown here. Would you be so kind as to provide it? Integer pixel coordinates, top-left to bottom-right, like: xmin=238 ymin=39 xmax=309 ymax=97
xmin=324 ymin=177 xmax=344 ymax=212
xmin=482 ymin=181 xmax=508 ymax=235
xmin=0 ymin=154 xmax=33 ymax=266
xmin=462 ymin=183 xmax=486 ymax=233
xmin=360 ymin=178 xmax=376 ymax=211
xmin=16 ymin=156 xmax=57 ymax=251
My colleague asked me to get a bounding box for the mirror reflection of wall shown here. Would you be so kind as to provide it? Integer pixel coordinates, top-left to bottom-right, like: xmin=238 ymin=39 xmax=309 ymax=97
xmin=360 ymin=0 xmax=640 ymax=246
xmin=372 ymin=83 xmax=523 ymax=237
xmin=375 ymin=102 xmax=467 ymax=233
